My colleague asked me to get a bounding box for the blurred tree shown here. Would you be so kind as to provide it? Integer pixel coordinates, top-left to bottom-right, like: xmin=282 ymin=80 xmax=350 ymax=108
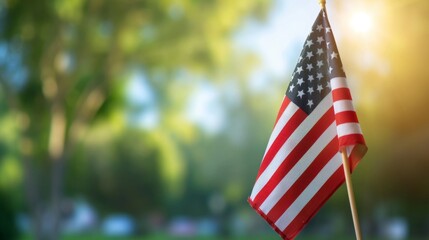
xmin=0 ymin=0 xmax=270 ymax=239
xmin=68 ymin=125 xmax=165 ymax=216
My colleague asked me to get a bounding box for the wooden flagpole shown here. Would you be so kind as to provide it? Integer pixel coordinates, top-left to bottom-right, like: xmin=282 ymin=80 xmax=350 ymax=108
xmin=317 ymin=1 xmax=363 ymax=239
xmin=341 ymin=149 xmax=363 ymax=240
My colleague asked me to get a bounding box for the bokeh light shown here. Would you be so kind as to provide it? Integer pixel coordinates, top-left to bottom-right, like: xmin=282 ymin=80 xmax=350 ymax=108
xmin=350 ymin=11 xmax=374 ymax=34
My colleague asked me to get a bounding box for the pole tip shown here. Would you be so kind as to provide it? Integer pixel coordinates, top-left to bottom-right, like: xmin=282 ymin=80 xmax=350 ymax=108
xmin=319 ymin=0 xmax=326 ymax=9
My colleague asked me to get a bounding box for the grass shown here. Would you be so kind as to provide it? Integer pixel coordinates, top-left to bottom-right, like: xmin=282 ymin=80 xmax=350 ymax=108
xmin=21 ymin=234 xmax=281 ymax=240
xmin=21 ymin=233 xmax=426 ymax=240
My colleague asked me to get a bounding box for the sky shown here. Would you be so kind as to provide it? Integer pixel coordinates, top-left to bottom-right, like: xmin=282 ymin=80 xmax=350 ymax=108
xmin=234 ymin=0 xmax=322 ymax=82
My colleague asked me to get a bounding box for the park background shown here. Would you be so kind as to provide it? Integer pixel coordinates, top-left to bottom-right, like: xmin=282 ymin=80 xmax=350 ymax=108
xmin=0 ymin=0 xmax=428 ymax=239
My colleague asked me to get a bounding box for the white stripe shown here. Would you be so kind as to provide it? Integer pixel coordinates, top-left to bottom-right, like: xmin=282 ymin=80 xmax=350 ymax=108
xmin=337 ymin=122 xmax=362 ymax=138
xmin=263 ymin=100 xmax=299 ymax=158
xmin=259 ymin=122 xmax=337 ymax=213
xmin=250 ymin=96 xmax=333 ymax=200
xmin=275 ymin=153 xmax=342 ymax=231
xmin=333 ymin=100 xmax=355 ymax=113
xmin=330 ymin=77 xmax=348 ymax=90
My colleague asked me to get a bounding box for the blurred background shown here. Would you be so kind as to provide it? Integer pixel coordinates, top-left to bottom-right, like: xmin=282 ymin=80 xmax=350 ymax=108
xmin=0 ymin=0 xmax=428 ymax=239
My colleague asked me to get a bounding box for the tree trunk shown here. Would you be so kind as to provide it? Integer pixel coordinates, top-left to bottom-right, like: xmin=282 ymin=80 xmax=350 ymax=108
xmin=47 ymin=104 xmax=67 ymax=240
xmin=22 ymin=154 xmax=45 ymax=240
xmin=49 ymin=156 xmax=65 ymax=240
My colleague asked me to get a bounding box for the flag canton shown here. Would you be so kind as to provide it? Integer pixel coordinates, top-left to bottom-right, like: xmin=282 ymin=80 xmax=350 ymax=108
xmin=286 ymin=11 xmax=345 ymax=115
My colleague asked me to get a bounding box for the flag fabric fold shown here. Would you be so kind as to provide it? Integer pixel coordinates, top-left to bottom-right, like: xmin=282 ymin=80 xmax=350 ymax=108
xmin=248 ymin=9 xmax=367 ymax=240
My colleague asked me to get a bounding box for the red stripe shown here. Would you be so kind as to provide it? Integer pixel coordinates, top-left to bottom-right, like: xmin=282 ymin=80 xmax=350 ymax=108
xmin=338 ymin=133 xmax=365 ymax=147
xmin=252 ymin=107 xmax=335 ymax=205
xmin=275 ymin=97 xmax=291 ymax=125
xmin=349 ymin=143 xmax=368 ymax=172
xmin=332 ymin=87 xmax=352 ymax=101
xmin=265 ymin=137 xmax=339 ymax=222
xmin=257 ymin=107 xmax=307 ymax=179
xmin=283 ymin=166 xmax=345 ymax=239
xmin=335 ymin=111 xmax=359 ymax=125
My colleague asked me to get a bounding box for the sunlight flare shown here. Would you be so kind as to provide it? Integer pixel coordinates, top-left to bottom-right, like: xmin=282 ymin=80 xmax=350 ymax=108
xmin=350 ymin=11 xmax=374 ymax=34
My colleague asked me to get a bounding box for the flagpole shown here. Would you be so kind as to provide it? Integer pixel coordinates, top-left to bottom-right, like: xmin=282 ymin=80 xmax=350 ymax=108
xmin=341 ymin=149 xmax=363 ymax=240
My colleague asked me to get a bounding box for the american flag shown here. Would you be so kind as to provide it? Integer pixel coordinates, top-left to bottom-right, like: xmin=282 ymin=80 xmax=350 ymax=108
xmin=248 ymin=9 xmax=367 ymax=240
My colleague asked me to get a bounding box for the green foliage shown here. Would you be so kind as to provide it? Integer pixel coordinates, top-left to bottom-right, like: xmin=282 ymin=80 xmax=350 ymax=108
xmin=0 ymin=108 xmax=24 ymax=209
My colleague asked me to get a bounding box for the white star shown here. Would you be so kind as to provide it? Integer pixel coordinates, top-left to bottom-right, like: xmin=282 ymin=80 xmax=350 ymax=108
xmin=317 ymin=60 xmax=324 ymax=68
xmin=317 ymin=72 xmax=323 ymax=80
xmin=306 ymin=63 xmax=314 ymax=71
xmin=329 ymin=66 xmax=334 ymax=74
xmin=327 ymin=42 xmax=331 ymax=48
xmin=316 ymin=36 xmax=325 ymax=44
xmin=326 ymin=27 xmax=331 ymax=33
xmin=316 ymin=48 xmax=324 ymax=56
xmin=296 ymin=66 xmax=303 ymax=74
xmin=308 ymin=75 xmax=314 ymax=82
xmin=297 ymin=78 xmax=304 ymax=86
xmin=326 ymin=82 xmax=331 ymax=89
xmin=331 ymin=51 xmax=338 ymax=59
xmin=307 ymin=99 xmax=314 ymax=108
xmin=317 ymin=84 xmax=323 ymax=93
xmin=305 ymin=39 xmax=314 ymax=48
xmin=298 ymin=56 xmax=303 ymax=62
xmin=307 ymin=87 xmax=314 ymax=95
xmin=316 ymin=24 xmax=323 ymax=32
xmin=306 ymin=51 xmax=314 ymax=59
xmin=297 ymin=90 xmax=305 ymax=98
xmin=289 ymin=84 xmax=295 ymax=92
